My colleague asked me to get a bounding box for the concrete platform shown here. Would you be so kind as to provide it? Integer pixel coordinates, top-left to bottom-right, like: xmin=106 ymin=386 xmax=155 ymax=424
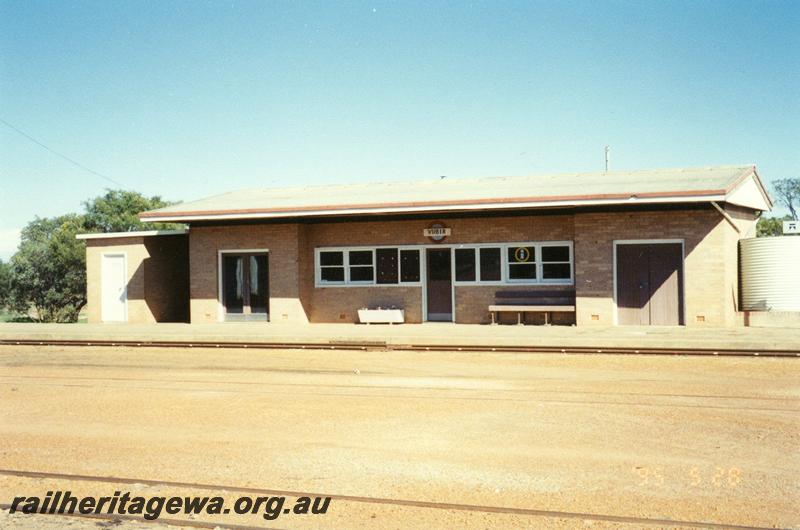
xmin=1 ymin=322 xmax=799 ymax=353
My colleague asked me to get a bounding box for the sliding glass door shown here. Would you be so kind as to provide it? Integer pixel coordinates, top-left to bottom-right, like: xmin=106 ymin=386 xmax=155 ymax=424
xmin=221 ymin=252 xmax=269 ymax=321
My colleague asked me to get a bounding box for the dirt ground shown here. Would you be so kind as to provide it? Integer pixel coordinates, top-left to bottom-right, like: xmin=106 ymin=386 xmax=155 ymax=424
xmin=0 ymin=345 xmax=797 ymax=529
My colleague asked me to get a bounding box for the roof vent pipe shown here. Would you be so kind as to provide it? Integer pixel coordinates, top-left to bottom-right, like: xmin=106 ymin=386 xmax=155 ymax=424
xmin=604 ymin=145 xmax=610 ymax=172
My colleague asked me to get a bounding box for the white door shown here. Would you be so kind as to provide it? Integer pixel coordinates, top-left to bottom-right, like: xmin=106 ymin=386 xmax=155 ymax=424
xmin=101 ymin=253 xmax=127 ymax=322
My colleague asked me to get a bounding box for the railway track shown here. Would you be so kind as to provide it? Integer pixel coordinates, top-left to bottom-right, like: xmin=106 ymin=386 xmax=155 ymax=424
xmin=1 ymin=337 xmax=798 ymax=357
xmin=0 ymin=502 xmax=272 ymax=530
xmin=0 ymin=468 xmax=787 ymax=530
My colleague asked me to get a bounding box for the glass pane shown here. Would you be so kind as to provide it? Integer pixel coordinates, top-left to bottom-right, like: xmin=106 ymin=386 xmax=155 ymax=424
xmin=509 ymin=263 xmax=536 ymax=280
xmin=455 ymin=248 xmax=476 ymax=282
xmin=543 ymin=263 xmax=571 ymax=279
xmin=320 ymin=251 xmax=343 ymax=266
xmin=349 ymin=250 xmax=373 ymax=266
xmin=479 ymin=248 xmax=501 ymax=281
xmin=508 ymin=246 xmax=535 ymax=264
xmin=249 ymin=254 xmax=269 ymax=314
xmin=350 ymin=266 xmax=374 ymax=282
xmin=400 ymin=249 xmax=420 ymax=282
xmin=376 ymin=248 xmax=398 ymax=284
xmin=321 ymin=267 xmax=345 ymax=282
xmin=542 ymin=245 xmax=570 ymax=262
xmin=223 ymin=255 xmax=244 ymax=314
xmin=427 ymin=249 xmax=451 ymax=281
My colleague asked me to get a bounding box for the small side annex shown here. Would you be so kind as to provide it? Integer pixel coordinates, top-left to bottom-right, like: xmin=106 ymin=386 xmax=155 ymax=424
xmin=80 ymin=165 xmax=772 ymax=327
xmin=79 ymin=230 xmax=190 ymax=323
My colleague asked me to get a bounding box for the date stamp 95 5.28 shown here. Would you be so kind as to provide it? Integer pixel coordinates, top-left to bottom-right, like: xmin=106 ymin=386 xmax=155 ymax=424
xmin=632 ymin=466 xmax=742 ymax=488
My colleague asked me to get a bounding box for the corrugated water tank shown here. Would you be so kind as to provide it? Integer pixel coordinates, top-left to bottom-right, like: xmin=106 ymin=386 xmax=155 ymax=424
xmin=739 ymin=236 xmax=800 ymax=311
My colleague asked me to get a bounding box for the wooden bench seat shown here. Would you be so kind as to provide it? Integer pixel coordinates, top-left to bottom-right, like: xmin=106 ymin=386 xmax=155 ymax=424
xmin=489 ymin=290 xmax=576 ymax=325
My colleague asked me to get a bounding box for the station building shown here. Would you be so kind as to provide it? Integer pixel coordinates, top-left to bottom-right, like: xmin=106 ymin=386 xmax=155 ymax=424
xmin=78 ymin=165 xmax=772 ymax=327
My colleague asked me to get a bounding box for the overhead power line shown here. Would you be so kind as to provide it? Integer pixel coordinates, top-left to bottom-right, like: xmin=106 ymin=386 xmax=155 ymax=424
xmin=0 ymin=116 xmax=128 ymax=189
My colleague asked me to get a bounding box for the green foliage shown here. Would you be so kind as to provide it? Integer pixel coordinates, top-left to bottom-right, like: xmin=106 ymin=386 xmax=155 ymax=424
xmin=0 ymin=259 xmax=11 ymax=308
xmin=773 ymin=178 xmax=799 ymax=220
xmin=756 ymin=216 xmax=786 ymax=237
xmin=4 ymin=189 xmax=182 ymax=323
xmin=83 ymin=189 xmax=182 ymax=232
xmin=8 ymin=215 xmax=87 ymax=322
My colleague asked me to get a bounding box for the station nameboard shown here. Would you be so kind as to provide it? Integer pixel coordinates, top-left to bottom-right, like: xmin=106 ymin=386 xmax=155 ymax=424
xmin=423 ymin=224 xmax=451 ymax=242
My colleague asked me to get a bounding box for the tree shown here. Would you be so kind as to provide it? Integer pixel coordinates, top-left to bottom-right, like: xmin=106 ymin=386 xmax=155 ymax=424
xmin=83 ymin=189 xmax=182 ymax=232
xmin=756 ymin=216 xmax=786 ymax=237
xmin=6 ymin=189 xmax=182 ymax=322
xmin=773 ymin=178 xmax=799 ymax=220
xmin=8 ymin=215 xmax=87 ymax=322
xmin=0 ymin=259 xmax=11 ymax=308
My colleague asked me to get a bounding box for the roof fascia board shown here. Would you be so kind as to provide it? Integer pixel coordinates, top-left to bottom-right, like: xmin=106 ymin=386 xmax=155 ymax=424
xmin=76 ymin=229 xmax=188 ymax=240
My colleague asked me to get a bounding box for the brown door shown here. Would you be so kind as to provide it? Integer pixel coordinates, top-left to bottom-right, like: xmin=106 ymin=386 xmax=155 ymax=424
xmin=426 ymin=248 xmax=452 ymax=321
xmin=616 ymin=244 xmax=651 ymax=325
xmin=616 ymin=243 xmax=683 ymax=325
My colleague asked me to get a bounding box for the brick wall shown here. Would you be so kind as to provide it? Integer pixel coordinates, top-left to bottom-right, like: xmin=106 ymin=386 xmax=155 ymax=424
xmin=573 ymin=207 xmax=754 ymax=327
xmin=302 ymin=214 xmax=574 ymax=323
xmin=182 ymin=206 xmax=753 ymax=327
xmin=188 ymin=224 xmax=308 ymax=323
xmin=143 ymin=236 xmax=190 ymax=322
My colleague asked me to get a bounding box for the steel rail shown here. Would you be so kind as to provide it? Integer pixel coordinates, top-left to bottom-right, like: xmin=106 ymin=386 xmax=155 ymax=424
xmin=0 ymin=468 xmax=787 ymax=530
xmin=0 ymin=338 xmax=797 ymax=357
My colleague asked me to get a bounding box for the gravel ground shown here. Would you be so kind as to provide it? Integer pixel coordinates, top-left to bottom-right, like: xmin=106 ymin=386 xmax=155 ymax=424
xmin=0 ymin=345 xmax=797 ymax=529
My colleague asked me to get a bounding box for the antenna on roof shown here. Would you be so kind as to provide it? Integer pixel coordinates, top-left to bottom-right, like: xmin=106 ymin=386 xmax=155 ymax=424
xmin=604 ymin=145 xmax=611 ymax=172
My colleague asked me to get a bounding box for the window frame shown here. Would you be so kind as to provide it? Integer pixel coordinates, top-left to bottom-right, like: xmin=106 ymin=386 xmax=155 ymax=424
xmin=399 ymin=248 xmax=422 ymax=283
xmin=315 ymin=241 xmax=573 ymax=288
xmin=318 ymin=250 xmax=346 ymax=284
xmin=453 ymin=241 xmax=574 ymax=286
xmin=454 ymin=247 xmax=477 ymax=282
xmin=539 ymin=242 xmax=574 ymax=282
xmin=478 ymin=246 xmax=503 ymax=283
xmin=506 ymin=245 xmax=539 ymax=283
xmin=346 ymin=249 xmax=376 ymax=285
xmin=315 ymin=246 xmax=422 ymax=287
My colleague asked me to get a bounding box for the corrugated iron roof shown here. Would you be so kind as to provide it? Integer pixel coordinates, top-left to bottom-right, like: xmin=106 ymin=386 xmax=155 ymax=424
xmin=140 ymin=165 xmax=770 ymax=222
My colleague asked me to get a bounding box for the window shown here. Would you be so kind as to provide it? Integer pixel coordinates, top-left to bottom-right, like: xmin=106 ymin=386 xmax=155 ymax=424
xmin=508 ymin=246 xmax=537 ymax=280
xmin=376 ymin=248 xmax=422 ymax=284
xmin=348 ymin=250 xmax=374 ymax=282
xmin=316 ymin=247 xmax=420 ymax=286
xmin=455 ymin=248 xmax=476 ymax=282
xmin=479 ymin=247 xmax=501 ymax=281
xmin=319 ymin=251 xmax=345 ymax=283
xmin=541 ymin=245 xmax=572 ymax=280
xmin=376 ymin=248 xmax=398 ymax=284
xmin=400 ymin=249 xmax=420 ymax=282
xmin=316 ymin=242 xmax=572 ymax=287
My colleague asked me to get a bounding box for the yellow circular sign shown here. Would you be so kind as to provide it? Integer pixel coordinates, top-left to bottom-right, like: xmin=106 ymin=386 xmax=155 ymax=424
xmin=514 ymin=247 xmax=530 ymax=263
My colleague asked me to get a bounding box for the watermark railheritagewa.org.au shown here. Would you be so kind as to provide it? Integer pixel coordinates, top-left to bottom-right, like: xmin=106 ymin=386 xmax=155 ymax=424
xmin=9 ymin=491 xmax=331 ymax=521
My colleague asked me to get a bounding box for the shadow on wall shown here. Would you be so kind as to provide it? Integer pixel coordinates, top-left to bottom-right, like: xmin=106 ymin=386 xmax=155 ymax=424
xmin=127 ymin=235 xmax=190 ymax=323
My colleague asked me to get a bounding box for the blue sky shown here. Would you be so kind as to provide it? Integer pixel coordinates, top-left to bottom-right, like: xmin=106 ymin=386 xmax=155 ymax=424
xmin=1 ymin=0 xmax=798 ymax=259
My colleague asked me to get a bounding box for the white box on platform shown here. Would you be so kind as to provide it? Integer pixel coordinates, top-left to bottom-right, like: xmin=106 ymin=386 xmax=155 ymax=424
xmin=357 ymin=308 xmax=405 ymax=324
